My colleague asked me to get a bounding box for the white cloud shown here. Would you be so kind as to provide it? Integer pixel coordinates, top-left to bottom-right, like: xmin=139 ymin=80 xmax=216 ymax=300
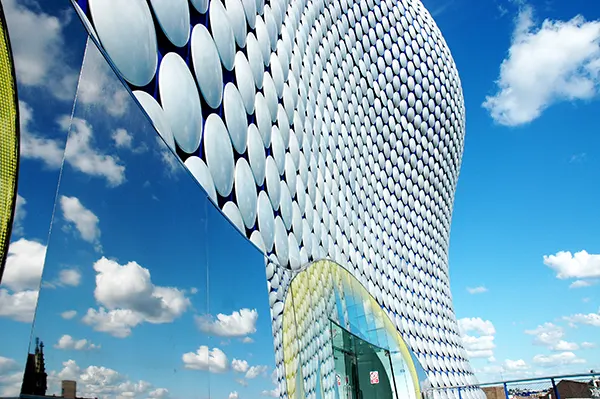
xmin=262 ymin=389 xmax=279 ymax=398
xmin=48 ymin=359 xmax=166 ymax=399
xmin=61 ymin=117 xmax=126 ymax=187
xmin=458 ymin=317 xmax=496 ymax=336
xmin=581 ymin=342 xmax=596 ymax=349
xmin=12 ymin=194 xmax=27 ymax=236
xmin=3 ymin=0 xmax=78 ymax=100
xmin=112 ymin=128 xmax=133 ymax=149
xmin=0 ymin=288 xmax=38 ymax=322
xmin=1 ymin=238 xmax=46 ymax=291
xmin=504 ymin=359 xmax=530 ymax=371
xmin=82 ymin=308 xmax=142 ymax=338
xmin=19 ymin=103 xmax=127 ymax=186
xmin=76 ymin=44 xmax=130 ymax=118
xmin=564 ymin=312 xmax=600 ymax=327
xmin=483 ymin=6 xmax=600 ymax=126
xmin=0 ymin=356 xmax=22 ymax=397
xmin=236 ymin=379 xmax=248 ymax=387
xmin=544 ymin=250 xmax=600 ymax=279
xmin=458 ymin=317 xmax=496 ymax=359
xmin=461 ymin=335 xmax=496 ymax=358
xmin=232 ymin=359 xmax=249 ymax=373
xmin=59 ymin=269 xmax=82 ymax=287
xmin=229 ymin=392 xmax=239 ymax=399
xmin=19 ymin=101 xmax=66 ymax=168
xmin=570 ymin=280 xmax=598 ymax=289
xmin=61 ymin=310 xmax=77 ymax=320
xmin=525 ymin=323 xmax=580 ymax=351
xmin=83 ymin=257 xmax=190 ymax=337
xmin=54 ymin=334 xmax=99 ymax=350
xmin=149 ymin=388 xmax=170 ymax=398
xmin=467 ymin=286 xmax=488 ymax=294
xmin=533 ymin=352 xmax=586 ymax=367
xmin=182 ymin=346 xmax=229 ymax=373
xmin=242 ymin=337 xmax=254 ymax=344
xmin=245 ymin=365 xmax=268 ymax=379
xmin=195 ymin=309 xmax=258 ymax=337
xmin=60 ymin=195 xmax=101 ymax=247
xmin=0 ymin=238 xmax=45 ymax=322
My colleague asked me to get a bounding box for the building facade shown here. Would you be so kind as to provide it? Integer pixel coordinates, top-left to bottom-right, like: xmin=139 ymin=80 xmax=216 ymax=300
xmin=0 ymin=0 xmax=471 ymax=397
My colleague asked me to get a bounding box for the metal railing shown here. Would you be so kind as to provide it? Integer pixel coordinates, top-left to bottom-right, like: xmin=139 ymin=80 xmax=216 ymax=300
xmin=422 ymin=373 xmax=600 ymax=399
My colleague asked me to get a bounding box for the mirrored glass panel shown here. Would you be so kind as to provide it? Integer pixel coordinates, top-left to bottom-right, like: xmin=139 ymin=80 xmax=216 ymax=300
xmin=25 ymin=38 xmax=210 ymax=399
xmin=205 ymin=204 xmax=279 ymax=399
xmin=0 ymin=1 xmax=88 ymax=395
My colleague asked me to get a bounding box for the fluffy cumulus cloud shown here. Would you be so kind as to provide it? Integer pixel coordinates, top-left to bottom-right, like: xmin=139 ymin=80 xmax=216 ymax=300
xmin=48 ymin=359 xmax=168 ymax=399
xmin=483 ymin=6 xmax=600 ymax=126
xmin=19 ymin=104 xmax=127 ymax=186
xmin=112 ymin=128 xmax=133 ymax=149
xmin=532 ymin=352 xmax=586 ymax=368
xmin=504 ymin=359 xmax=530 ymax=371
xmin=182 ymin=346 xmax=229 ymax=373
xmin=54 ymin=334 xmax=99 ymax=351
xmin=61 ymin=310 xmax=77 ymax=320
xmin=0 ymin=238 xmax=47 ymax=322
xmin=4 ymin=0 xmax=131 ymax=114
xmin=564 ymin=311 xmax=600 ymax=327
xmin=245 ymin=365 xmax=268 ymax=379
xmin=82 ymin=257 xmax=190 ymax=337
xmin=458 ymin=317 xmax=496 ymax=359
xmin=2 ymin=0 xmax=78 ymax=99
xmin=229 ymin=392 xmax=239 ymax=399
xmin=60 ymin=195 xmax=101 ymax=247
xmin=232 ymin=359 xmax=250 ymax=373
xmin=61 ymin=117 xmax=126 ymax=187
xmin=544 ymin=250 xmax=600 ymax=280
xmin=58 ymin=269 xmax=82 ymax=287
xmin=0 ymin=356 xmax=22 ymax=396
xmin=525 ymin=323 xmax=580 ymax=351
xmin=196 ymin=309 xmax=258 ymax=337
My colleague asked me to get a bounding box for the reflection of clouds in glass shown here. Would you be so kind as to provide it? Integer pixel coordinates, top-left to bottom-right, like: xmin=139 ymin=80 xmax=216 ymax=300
xmin=2 ymin=0 xmax=79 ymax=100
xmin=19 ymin=101 xmax=127 ymax=186
xmin=83 ymin=257 xmax=190 ymax=337
xmin=182 ymin=346 xmax=229 ymax=373
xmin=232 ymin=358 xmax=249 ymax=373
xmin=61 ymin=310 xmax=77 ymax=320
xmin=60 ymin=195 xmax=101 ymax=247
xmin=196 ymin=308 xmax=258 ymax=337
xmin=245 ymin=365 xmax=267 ymax=379
xmin=47 ymin=359 xmax=168 ymax=399
xmin=19 ymin=101 xmax=65 ymax=168
xmin=1 ymin=238 xmax=46 ymax=291
xmin=111 ymin=128 xmax=133 ymax=149
xmin=62 ymin=117 xmax=126 ymax=187
xmin=12 ymin=194 xmax=27 ymax=236
xmin=0 ymin=289 xmax=38 ymax=322
xmin=54 ymin=334 xmax=100 ymax=350
xmin=0 ymin=356 xmax=22 ymax=396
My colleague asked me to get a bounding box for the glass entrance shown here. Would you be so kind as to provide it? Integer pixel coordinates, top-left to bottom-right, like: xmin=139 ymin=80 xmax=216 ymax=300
xmin=331 ymin=321 xmax=398 ymax=399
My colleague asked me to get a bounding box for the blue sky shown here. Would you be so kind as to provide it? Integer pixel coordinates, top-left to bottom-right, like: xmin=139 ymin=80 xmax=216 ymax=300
xmin=422 ymin=0 xmax=600 ymax=382
xmin=0 ymin=0 xmax=600 ymax=396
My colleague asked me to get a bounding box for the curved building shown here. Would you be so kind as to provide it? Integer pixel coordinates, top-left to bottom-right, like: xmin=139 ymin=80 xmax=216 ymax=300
xmin=73 ymin=0 xmax=472 ymax=397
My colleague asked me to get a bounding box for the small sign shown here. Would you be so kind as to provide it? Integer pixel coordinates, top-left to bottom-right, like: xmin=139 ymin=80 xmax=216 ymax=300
xmin=336 ymin=374 xmax=341 ymax=386
xmin=370 ymin=371 xmax=379 ymax=384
